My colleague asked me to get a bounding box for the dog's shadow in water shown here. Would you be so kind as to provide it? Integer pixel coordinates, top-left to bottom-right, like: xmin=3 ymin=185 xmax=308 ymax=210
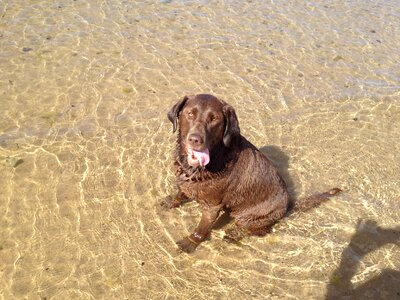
xmin=260 ymin=145 xmax=298 ymax=200
xmin=214 ymin=145 xmax=297 ymax=229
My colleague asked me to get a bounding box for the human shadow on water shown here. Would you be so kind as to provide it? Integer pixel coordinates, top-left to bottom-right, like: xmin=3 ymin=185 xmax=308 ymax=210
xmin=325 ymin=219 xmax=400 ymax=300
xmin=214 ymin=145 xmax=297 ymax=229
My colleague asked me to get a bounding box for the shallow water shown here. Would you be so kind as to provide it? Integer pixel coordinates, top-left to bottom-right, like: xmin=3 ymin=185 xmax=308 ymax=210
xmin=1 ymin=0 xmax=399 ymax=299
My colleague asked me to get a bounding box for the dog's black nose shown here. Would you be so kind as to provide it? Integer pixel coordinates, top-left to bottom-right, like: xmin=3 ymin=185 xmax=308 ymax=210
xmin=188 ymin=133 xmax=204 ymax=146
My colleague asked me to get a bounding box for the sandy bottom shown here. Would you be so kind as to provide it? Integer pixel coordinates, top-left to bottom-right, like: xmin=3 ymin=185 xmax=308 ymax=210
xmin=0 ymin=1 xmax=399 ymax=299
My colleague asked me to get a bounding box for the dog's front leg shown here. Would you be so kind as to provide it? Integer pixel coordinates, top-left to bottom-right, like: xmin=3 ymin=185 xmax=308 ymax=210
xmin=177 ymin=205 xmax=222 ymax=253
xmin=160 ymin=189 xmax=192 ymax=209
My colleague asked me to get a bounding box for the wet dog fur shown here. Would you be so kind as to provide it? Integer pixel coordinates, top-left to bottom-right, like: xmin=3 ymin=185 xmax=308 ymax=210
xmin=162 ymin=94 xmax=341 ymax=253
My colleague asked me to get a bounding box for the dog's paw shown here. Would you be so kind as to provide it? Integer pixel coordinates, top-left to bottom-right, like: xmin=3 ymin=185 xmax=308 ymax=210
xmin=223 ymin=227 xmax=246 ymax=243
xmin=160 ymin=195 xmax=181 ymax=209
xmin=176 ymin=236 xmax=199 ymax=253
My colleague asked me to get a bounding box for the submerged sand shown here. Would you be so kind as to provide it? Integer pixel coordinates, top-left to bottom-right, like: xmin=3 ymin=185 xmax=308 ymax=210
xmin=0 ymin=1 xmax=399 ymax=299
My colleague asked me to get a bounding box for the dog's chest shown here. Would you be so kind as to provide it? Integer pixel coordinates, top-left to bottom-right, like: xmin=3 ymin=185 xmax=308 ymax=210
xmin=179 ymin=178 xmax=226 ymax=207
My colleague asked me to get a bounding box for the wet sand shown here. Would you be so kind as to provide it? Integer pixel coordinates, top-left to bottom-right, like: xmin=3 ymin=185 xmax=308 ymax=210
xmin=0 ymin=1 xmax=399 ymax=299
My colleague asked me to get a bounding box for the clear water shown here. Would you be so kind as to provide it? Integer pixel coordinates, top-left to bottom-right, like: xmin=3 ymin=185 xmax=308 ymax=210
xmin=1 ymin=1 xmax=399 ymax=299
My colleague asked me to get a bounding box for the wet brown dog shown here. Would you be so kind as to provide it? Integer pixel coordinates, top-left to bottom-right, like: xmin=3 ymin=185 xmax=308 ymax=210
xmin=162 ymin=94 xmax=341 ymax=253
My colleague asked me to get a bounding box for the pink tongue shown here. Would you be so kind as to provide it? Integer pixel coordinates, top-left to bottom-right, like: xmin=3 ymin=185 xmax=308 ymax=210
xmin=191 ymin=149 xmax=210 ymax=167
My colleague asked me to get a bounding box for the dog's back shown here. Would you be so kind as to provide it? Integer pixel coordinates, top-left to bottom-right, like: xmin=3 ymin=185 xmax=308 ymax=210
xmin=221 ymin=136 xmax=290 ymax=236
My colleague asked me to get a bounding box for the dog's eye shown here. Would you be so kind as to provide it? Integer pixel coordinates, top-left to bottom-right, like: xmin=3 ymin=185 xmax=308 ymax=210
xmin=187 ymin=111 xmax=194 ymax=118
xmin=210 ymin=116 xmax=219 ymax=122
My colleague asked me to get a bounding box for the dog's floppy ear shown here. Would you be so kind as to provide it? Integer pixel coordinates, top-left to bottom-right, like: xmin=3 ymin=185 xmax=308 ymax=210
xmin=167 ymin=96 xmax=188 ymax=133
xmin=223 ymin=105 xmax=240 ymax=147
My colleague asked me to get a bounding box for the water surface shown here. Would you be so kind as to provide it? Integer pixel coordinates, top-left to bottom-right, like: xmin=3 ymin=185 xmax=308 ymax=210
xmin=1 ymin=0 xmax=399 ymax=299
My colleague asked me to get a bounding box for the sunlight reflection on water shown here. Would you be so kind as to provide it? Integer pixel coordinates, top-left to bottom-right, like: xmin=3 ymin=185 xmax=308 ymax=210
xmin=0 ymin=0 xmax=399 ymax=299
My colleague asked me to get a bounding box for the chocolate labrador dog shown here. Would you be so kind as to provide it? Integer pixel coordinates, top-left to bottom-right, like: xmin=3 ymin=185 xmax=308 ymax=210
xmin=162 ymin=94 xmax=340 ymax=253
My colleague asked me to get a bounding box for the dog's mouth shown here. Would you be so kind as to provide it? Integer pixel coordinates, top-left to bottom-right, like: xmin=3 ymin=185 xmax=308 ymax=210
xmin=187 ymin=148 xmax=210 ymax=167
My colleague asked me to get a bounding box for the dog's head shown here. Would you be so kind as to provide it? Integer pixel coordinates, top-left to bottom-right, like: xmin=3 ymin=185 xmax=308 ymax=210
xmin=167 ymin=94 xmax=240 ymax=167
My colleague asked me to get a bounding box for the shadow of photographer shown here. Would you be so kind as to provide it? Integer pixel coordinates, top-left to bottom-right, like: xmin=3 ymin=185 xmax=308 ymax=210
xmin=212 ymin=145 xmax=399 ymax=299
xmin=326 ymin=219 xmax=400 ymax=299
